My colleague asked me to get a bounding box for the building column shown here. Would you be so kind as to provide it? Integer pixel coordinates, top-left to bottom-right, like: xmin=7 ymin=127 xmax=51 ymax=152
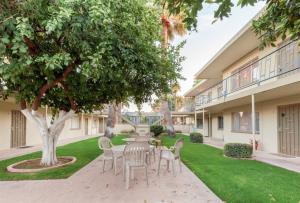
xmin=202 ymin=108 xmax=205 ymax=136
xmin=208 ymin=112 xmax=211 ymax=138
xmin=251 ymin=94 xmax=256 ymax=153
xmin=194 ymin=111 xmax=197 ymax=128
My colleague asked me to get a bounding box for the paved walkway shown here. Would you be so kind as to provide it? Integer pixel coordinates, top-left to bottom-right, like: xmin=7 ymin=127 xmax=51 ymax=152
xmin=204 ymin=137 xmax=300 ymax=173
xmin=0 ymin=134 xmax=100 ymax=161
xmin=0 ymin=151 xmax=222 ymax=203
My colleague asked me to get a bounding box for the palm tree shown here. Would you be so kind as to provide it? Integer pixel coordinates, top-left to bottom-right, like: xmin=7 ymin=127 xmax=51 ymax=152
xmin=160 ymin=5 xmax=186 ymax=137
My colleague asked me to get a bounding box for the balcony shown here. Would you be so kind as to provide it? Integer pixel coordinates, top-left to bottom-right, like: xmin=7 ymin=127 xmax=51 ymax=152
xmin=196 ymin=41 xmax=300 ymax=109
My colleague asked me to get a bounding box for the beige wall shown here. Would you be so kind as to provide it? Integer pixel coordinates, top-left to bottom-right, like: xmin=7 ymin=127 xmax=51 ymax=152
xmin=211 ymin=115 xmax=224 ymax=140
xmin=0 ymin=101 xmax=104 ymax=150
xmin=208 ymin=95 xmax=300 ymax=154
xmin=222 ymin=48 xmax=259 ymax=79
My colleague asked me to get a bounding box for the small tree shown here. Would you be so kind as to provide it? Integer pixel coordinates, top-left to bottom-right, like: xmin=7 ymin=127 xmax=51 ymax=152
xmin=0 ymin=0 xmax=182 ymax=166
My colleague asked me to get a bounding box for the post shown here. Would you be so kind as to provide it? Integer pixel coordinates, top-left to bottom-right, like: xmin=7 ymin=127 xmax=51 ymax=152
xmin=102 ymin=116 xmax=105 ymax=134
xmin=202 ymin=108 xmax=205 ymax=136
xmin=194 ymin=111 xmax=197 ymax=128
xmin=208 ymin=112 xmax=211 ymax=138
xmin=251 ymin=94 xmax=256 ymax=153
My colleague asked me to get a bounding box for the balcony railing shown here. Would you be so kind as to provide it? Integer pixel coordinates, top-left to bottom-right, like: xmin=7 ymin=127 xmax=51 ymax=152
xmin=196 ymin=40 xmax=300 ymax=108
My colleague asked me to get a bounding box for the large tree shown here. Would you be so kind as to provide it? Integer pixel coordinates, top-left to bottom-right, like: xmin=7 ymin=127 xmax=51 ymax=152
xmin=0 ymin=0 xmax=182 ymax=166
xmin=160 ymin=4 xmax=186 ymax=137
xmin=159 ymin=0 xmax=300 ymax=48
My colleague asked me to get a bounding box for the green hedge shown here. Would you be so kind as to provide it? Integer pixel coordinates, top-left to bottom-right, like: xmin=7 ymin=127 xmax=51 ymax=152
xmin=190 ymin=132 xmax=203 ymax=143
xmin=150 ymin=125 xmax=164 ymax=137
xmin=224 ymin=143 xmax=253 ymax=158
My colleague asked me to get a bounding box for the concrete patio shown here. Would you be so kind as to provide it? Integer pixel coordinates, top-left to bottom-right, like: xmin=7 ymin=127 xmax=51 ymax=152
xmin=0 ymin=148 xmax=222 ymax=203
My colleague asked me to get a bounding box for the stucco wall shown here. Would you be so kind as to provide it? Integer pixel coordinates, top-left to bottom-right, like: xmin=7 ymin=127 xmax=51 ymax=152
xmin=212 ymin=95 xmax=300 ymax=154
xmin=0 ymin=100 xmax=104 ymax=150
xmin=211 ymin=115 xmax=224 ymax=140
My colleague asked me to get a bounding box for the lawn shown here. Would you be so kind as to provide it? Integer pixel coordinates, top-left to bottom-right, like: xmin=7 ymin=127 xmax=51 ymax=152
xmin=162 ymin=134 xmax=300 ymax=203
xmin=0 ymin=134 xmax=127 ymax=181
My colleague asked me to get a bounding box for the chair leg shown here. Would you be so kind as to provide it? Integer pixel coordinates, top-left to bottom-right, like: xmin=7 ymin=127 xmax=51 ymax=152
xmin=131 ymin=167 xmax=134 ymax=180
xmin=145 ymin=166 xmax=149 ymax=186
xmin=153 ymin=149 xmax=156 ymax=162
xmin=114 ymin=157 xmax=117 ymax=175
xmin=179 ymin=158 xmax=182 ymax=173
xmin=172 ymin=160 xmax=175 ymax=177
xmin=167 ymin=160 xmax=169 ymax=171
xmin=102 ymin=160 xmax=106 ymax=173
xmin=157 ymin=158 xmax=161 ymax=176
xmin=126 ymin=165 xmax=130 ymax=189
xmin=111 ymin=159 xmax=114 ymax=169
xmin=123 ymin=158 xmax=125 ymax=181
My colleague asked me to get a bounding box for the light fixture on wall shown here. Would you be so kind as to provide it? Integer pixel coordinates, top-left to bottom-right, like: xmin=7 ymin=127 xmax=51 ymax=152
xmin=239 ymin=111 xmax=244 ymax=117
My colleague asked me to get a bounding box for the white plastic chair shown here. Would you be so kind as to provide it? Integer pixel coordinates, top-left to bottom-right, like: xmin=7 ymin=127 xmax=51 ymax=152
xmin=123 ymin=142 xmax=149 ymax=189
xmin=157 ymin=138 xmax=184 ymax=177
xmin=98 ymin=137 xmax=122 ymax=174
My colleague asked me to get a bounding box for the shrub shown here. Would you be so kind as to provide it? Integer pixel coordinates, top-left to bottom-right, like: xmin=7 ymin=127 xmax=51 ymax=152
xmin=190 ymin=132 xmax=203 ymax=143
xmin=224 ymin=143 xmax=253 ymax=158
xmin=150 ymin=125 xmax=164 ymax=137
xmin=175 ymin=130 xmax=182 ymax=133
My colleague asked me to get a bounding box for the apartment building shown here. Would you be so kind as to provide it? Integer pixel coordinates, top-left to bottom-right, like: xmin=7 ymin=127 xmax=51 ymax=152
xmin=184 ymin=20 xmax=300 ymax=156
xmin=0 ymin=97 xmax=107 ymax=150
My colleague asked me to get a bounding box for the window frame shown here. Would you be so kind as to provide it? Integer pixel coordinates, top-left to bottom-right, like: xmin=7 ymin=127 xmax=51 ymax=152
xmin=217 ymin=116 xmax=224 ymax=130
xmin=70 ymin=116 xmax=81 ymax=130
xmin=231 ymin=112 xmax=260 ymax=134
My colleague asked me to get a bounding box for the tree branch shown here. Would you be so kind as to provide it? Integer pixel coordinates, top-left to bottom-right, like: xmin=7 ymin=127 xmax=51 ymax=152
xmin=60 ymin=82 xmax=77 ymax=111
xmin=23 ymin=36 xmax=39 ymax=56
xmin=32 ymin=62 xmax=76 ymax=111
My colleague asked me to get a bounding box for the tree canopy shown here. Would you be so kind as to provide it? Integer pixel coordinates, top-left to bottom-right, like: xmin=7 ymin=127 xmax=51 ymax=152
xmin=0 ymin=0 xmax=183 ymax=114
xmin=159 ymin=0 xmax=300 ymax=48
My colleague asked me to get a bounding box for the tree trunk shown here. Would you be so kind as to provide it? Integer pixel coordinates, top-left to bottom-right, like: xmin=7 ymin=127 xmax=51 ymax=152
xmin=161 ymin=100 xmax=175 ymax=137
xmin=105 ymin=104 xmax=115 ymax=138
xmin=21 ymin=109 xmax=74 ymax=166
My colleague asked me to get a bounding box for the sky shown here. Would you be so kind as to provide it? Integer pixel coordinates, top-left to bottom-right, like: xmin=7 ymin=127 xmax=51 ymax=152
xmin=125 ymin=1 xmax=265 ymax=112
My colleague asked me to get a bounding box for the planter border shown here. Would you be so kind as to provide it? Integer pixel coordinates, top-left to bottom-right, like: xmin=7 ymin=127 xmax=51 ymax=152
xmin=7 ymin=156 xmax=76 ymax=173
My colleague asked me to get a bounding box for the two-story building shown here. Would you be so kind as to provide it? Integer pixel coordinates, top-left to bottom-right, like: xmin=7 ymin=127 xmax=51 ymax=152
xmin=185 ymin=18 xmax=300 ymax=157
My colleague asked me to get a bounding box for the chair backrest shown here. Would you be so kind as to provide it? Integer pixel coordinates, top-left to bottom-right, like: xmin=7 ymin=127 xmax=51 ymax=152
xmin=123 ymin=142 xmax=149 ymax=166
xmin=98 ymin=137 xmax=113 ymax=157
xmin=174 ymin=138 xmax=184 ymax=157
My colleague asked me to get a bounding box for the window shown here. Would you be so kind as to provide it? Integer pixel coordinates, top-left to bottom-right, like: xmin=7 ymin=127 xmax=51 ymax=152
xmin=71 ymin=116 xmax=81 ymax=129
xmin=232 ymin=112 xmax=259 ymax=133
xmin=207 ymin=91 xmax=212 ymax=103
xmin=218 ymin=116 xmax=224 ymax=130
xmin=231 ymin=58 xmax=259 ymax=91
xmin=196 ymin=118 xmax=203 ymax=129
xmin=217 ymin=86 xmax=223 ymax=97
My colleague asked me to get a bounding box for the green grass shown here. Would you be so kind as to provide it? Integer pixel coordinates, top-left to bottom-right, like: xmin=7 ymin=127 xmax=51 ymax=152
xmin=162 ymin=134 xmax=300 ymax=203
xmin=0 ymin=134 xmax=127 ymax=181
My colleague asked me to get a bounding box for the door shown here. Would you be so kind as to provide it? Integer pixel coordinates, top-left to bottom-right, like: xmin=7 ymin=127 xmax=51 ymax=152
xmin=278 ymin=104 xmax=300 ymax=156
xmin=98 ymin=117 xmax=104 ymax=133
xmin=11 ymin=110 xmax=26 ymax=148
xmin=85 ymin=118 xmax=89 ymax=135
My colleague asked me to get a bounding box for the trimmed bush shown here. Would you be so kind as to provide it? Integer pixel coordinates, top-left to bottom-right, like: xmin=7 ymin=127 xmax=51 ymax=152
xmin=224 ymin=143 xmax=253 ymax=158
xmin=150 ymin=125 xmax=164 ymax=137
xmin=190 ymin=132 xmax=203 ymax=143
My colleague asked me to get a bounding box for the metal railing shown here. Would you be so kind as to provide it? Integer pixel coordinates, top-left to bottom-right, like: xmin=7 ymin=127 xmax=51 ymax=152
xmin=195 ymin=40 xmax=300 ymax=108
